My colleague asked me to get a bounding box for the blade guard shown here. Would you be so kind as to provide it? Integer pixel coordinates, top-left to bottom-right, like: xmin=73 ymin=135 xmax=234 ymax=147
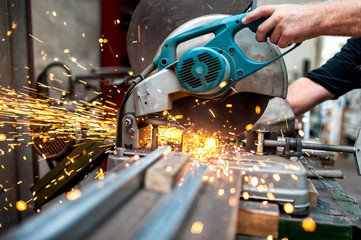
xmin=154 ymin=12 xmax=300 ymax=82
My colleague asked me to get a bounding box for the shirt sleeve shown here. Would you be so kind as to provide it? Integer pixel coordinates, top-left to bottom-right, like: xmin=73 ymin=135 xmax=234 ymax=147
xmin=305 ymin=37 xmax=361 ymax=98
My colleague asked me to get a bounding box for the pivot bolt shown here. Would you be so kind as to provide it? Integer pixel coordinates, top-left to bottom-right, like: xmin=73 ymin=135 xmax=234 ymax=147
xmin=229 ymin=48 xmax=235 ymax=53
xmin=237 ymin=70 xmax=243 ymax=76
xmin=124 ymin=118 xmax=133 ymax=126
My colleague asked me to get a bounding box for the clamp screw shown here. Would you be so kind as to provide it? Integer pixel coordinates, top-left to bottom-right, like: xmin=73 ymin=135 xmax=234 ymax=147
xmin=128 ymin=128 xmax=135 ymax=135
xmin=229 ymin=48 xmax=235 ymax=53
xmin=237 ymin=70 xmax=243 ymax=76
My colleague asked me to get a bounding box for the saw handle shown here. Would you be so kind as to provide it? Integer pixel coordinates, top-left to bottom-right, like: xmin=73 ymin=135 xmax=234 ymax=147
xmin=154 ymin=13 xmax=300 ymax=82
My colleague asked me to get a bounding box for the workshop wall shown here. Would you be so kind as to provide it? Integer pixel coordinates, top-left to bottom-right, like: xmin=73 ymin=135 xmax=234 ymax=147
xmin=31 ymin=0 xmax=101 ymax=79
xmin=0 ymin=1 xmax=35 ymax=232
xmin=30 ymin=0 xmax=102 ymax=176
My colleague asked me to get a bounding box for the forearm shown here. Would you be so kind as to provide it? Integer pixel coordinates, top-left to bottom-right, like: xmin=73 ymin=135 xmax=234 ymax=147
xmin=286 ymin=77 xmax=335 ymax=117
xmin=318 ymin=0 xmax=361 ymax=37
xmin=242 ymin=0 xmax=361 ymax=47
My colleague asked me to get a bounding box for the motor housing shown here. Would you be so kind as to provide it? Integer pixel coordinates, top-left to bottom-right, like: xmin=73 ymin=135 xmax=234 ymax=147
xmin=176 ymin=47 xmax=232 ymax=97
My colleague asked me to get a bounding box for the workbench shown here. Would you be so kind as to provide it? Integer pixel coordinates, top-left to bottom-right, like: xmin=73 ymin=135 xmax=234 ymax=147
xmin=237 ymin=179 xmax=361 ymax=240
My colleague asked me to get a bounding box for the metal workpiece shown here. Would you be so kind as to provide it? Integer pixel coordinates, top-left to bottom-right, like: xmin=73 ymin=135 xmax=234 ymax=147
xmin=4 ymin=146 xmax=171 ymax=240
xmin=264 ymin=139 xmax=355 ymax=153
xmin=264 ymin=129 xmax=361 ymax=175
xmin=107 ymin=147 xmax=149 ymax=171
xmin=249 ymin=129 xmax=361 ymax=175
xmin=216 ymin=153 xmax=309 ymax=216
xmin=130 ymin=164 xmax=209 ymax=240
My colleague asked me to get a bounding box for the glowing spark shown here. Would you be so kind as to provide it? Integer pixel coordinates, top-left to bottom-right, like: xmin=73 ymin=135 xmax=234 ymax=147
xmin=257 ymin=185 xmax=265 ymax=192
xmin=284 ymin=203 xmax=294 ymax=214
xmin=230 ymin=188 xmax=236 ymax=194
xmin=243 ymin=192 xmax=250 ymax=200
xmin=218 ymin=189 xmax=224 ymax=196
xmin=0 ymin=134 xmax=6 ymax=141
xmin=273 ymin=173 xmax=280 ymax=182
xmin=250 ymin=177 xmax=258 ymax=187
xmin=267 ymin=192 xmax=275 ymax=201
xmin=219 ymin=81 xmax=227 ymax=88
xmin=134 ymin=154 xmax=140 ymax=160
xmin=12 ymin=22 xmax=17 ymax=29
xmin=298 ymin=129 xmax=305 ymax=137
xmin=226 ymin=104 xmax=233 ymax=108
xmin=190 ymin=221 xmax=204 ymax=234
xmin=52 ymin=11 xmax=57 ymax=17
xmin=209 ymin=109 xmax=215 ymax=118
xmin=96 ymin=168 xmax=105 ymax=180
xmin=288 ymin=164 xmax=301 ymax=171
xmin=245 ymin=124 xmax=253 ymax=131
xmin=166 ymin=166 xmax=173 ymax=172
xmin=291 ymin=174 xmax=298 ymax=180
xmin=29 ymin=34 xmax=43 ymax=43
xmin=66 ymin=189 xmax=81 ymax=201
xmin=267 ymin=235 xmax=273 ymax=240
xmin=7 ymin=31 xmax=12 ymax=36
xmin=255 ymin=105 xmax=261 ymax=114
xmin=16 ymin=200 xmax=27 ymax=211
xmin=302 ymin=217 xmax=316 ymax=232
xmin=302 ymin=117 xmax=309 ymax=123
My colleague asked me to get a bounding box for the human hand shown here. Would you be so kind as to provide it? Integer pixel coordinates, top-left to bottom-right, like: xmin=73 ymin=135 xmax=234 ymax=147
xmin=242 ymin=4 xmax=320 ymax=48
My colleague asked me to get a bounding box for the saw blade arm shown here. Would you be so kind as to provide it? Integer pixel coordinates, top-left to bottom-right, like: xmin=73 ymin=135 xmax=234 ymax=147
xmin=155 ymin=13 xmax=300 ymax=82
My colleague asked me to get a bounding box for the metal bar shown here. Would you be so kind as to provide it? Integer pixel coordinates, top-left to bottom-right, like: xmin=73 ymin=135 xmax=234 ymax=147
xmin=264 ymin=139 xmax=355 ymax=153
xmin=306 ymin=169 xmax=344 ymax=179
xmin=4 ymin=146 xmax=171 ymax=240
xmin=130 ymin=164 xmax=208 ymax=240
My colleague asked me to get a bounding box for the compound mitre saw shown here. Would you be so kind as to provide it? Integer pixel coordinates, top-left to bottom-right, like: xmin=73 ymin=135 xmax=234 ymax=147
xmin=117 ymin=12 xmax=298 ymax=150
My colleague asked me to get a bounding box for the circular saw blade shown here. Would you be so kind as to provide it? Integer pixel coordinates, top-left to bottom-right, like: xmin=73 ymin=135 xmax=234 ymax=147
xmin=127 ymin=0 xmax=253 ymax=74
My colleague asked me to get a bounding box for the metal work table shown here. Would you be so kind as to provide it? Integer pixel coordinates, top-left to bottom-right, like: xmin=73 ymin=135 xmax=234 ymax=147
xmin=238 ymin=179 xmax=361 ymax=240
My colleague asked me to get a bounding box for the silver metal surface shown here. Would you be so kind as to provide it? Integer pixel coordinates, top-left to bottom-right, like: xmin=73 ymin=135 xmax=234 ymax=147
xmin=130 ymin=164 xmax=209 ymax=240
xmin=214 ymin=153 xmax=309 ymax=215
xmin=4 ymin=146 xmax=171 ymax=240
xmin=127 ymin=0 xmax=253 ymax=74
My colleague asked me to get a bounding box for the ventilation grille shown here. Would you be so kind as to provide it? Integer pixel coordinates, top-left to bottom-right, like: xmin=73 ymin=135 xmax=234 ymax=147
xmin=197 ymin=52 xmax=222 ymax=83
xmin=178 ymin=52 xmax=223 ymax=90
xmin=178 ymin=58 xmax=202 ymax=89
